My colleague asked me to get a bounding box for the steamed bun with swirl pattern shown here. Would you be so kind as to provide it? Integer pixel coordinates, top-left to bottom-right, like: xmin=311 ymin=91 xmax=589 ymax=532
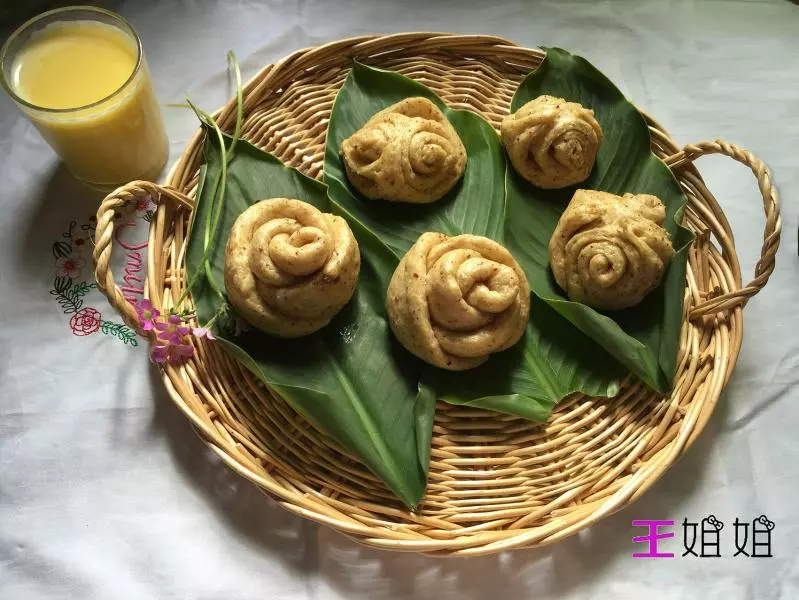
xmin=340 ymin=97 xmax=467 ymax=204
xmin=387 ymin=233 xmax=530 ymax=371
xmin=549 ymin=190 xmax=675 ymax=311
xmin=224 ymin=198 xmax=360 ymax=337
xmin=501 ymin=95 xmax=602 ymax=189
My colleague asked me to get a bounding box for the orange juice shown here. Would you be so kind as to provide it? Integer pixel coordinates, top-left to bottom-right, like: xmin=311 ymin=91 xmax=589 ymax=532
xmin=2 ymin=7 xmax=168 ymax=188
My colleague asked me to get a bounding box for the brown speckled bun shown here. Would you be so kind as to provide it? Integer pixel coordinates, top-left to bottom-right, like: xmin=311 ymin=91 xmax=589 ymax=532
xmin=224 ymin=198 xmax=360 ymax=337
xmin=386 ymin=233 xmax=530 ymax=371
xmin=340 ymin=97 xmax=467 ymax=204
xmin=501 ymin=95 xmax=602 ymax=189
xmin=549 ymin=189 xmax=675 ymax=310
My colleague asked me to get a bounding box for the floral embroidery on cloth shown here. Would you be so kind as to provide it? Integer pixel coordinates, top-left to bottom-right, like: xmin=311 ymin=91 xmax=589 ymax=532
xmin=49 ymin=207 xmax=149 ymax=346
xmin=50 ymin=193 xmax=228 ymax=361
xmin=70 ymin=307 xmax=102 ymax=336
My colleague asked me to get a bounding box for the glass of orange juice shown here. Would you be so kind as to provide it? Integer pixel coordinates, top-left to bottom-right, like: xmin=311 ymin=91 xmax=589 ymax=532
xmin=1 ymin=6 xmax=168 ymax=190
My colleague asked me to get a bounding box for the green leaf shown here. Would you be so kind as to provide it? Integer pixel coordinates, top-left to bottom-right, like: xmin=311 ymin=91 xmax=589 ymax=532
xmin=504 ymin=48 xmax=693 ymax=394
xmin=325 ymin=62 xmax=623 ymax=422
xmin=425 ymin=295 xmax=622 ymax=420
xmin=187 ymin=131 xmax=434 ymax=508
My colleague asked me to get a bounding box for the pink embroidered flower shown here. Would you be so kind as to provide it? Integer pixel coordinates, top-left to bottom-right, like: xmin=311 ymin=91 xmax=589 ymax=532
xmin=55 ymin=254 xmax=86 ymax=279
xmin=119 ymin=196 xmax=155 ymax=219
xmin=193 ymin=327 xmax=215 ymax=340
xmin=134 ymin=196 xmax=155 ymax=218
xmin=135 ymin=299 xmax=160 ymax=332
xmin=70 ymin=307 xmax=102 ymax=336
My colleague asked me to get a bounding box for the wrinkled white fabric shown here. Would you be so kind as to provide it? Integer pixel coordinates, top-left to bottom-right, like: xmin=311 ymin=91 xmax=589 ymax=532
xmin=1 ymin=1 xmax=798 ymax=599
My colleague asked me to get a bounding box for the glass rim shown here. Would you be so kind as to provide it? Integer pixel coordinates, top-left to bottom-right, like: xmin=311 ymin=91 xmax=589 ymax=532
xmin=0 ymin=5 xmax=143 ymax=114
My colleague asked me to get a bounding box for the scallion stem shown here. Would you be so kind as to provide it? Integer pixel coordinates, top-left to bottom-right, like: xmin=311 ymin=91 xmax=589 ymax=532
xmin=173 ymin=51 xmax=244 ymax=311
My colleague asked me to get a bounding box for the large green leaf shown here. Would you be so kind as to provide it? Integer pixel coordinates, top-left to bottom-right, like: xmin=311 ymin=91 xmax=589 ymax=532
xmin=504 ymin=48 xmax=693 ymax=394
xmin=424 ymin=295 xmax=625 ymax=421
xmin=187 ymin=132 xmax=434 ymax=508
xmin=325 ymin=62 xmax=624 ymax=422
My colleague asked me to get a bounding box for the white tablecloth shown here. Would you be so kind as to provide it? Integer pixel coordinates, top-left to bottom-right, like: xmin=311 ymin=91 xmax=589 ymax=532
xmin=2 ymin=1 xmax=798 ymax=598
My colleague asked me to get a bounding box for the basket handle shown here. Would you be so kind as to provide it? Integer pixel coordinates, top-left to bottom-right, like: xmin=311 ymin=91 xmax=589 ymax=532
xmin=663 ymin=140 xmax=781 ymax=317
xmin=92 ymin=180 xmax=193 ymax=334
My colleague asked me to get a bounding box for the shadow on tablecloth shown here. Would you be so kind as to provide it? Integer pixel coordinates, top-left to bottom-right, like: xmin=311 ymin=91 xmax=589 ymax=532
xmin=147 ymin=366 xmax=320 ymax=575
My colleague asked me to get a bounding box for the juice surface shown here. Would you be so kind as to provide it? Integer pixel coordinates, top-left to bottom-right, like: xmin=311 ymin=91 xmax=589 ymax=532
xmin=13 ymin=21 xmax=138 ymax=110
xmin=9 ymin=19 xmax=168 ymax=187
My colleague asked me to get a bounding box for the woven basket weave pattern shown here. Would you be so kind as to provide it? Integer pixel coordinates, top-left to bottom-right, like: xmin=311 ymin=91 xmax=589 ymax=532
xmin=92 ymin=34 xmax=780 ymax=556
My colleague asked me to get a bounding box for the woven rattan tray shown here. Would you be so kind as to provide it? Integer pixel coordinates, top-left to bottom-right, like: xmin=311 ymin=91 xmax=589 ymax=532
xmin=93 ymin=33 xmax=781 ymax=556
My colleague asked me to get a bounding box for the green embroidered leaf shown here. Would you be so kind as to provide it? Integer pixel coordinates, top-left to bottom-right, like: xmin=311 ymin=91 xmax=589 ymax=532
xmin=100 ymin=321 xmax=140 ymax=346
xmin=503 ymin=48 xmax=693 ymax=393
xmin=51 ymin=284 xmax=85 ymax=314
xmin=71 ymin=282 xmax=95 ymax=299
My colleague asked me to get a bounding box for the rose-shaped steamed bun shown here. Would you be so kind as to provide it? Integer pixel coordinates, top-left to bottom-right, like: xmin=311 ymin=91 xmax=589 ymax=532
xmin=340 ymin=97 xmax=467 ymax=204
xmin=387 ymin=233 xmax=530 ymax=371
xmin=501 ymin=95 xmax=602 ymax=189
xmin=224 ymin=198 xmax=360 ymax=337
xmin=549 ymin=190 xmax=675 ymax=310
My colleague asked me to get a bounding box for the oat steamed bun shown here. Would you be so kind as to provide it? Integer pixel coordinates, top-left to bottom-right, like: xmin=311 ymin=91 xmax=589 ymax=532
xmin=224 ymin=198 xmax=360 ymax=337
xmin=387 ymin=232 xmax=530 ymax=370
xmin=340 ymin=97 xmax=467 ymax=204
xmin=549 ymin=190 xmax=675 ymax=310
xmin=501 ymin=95 xmax=602 ymax=189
